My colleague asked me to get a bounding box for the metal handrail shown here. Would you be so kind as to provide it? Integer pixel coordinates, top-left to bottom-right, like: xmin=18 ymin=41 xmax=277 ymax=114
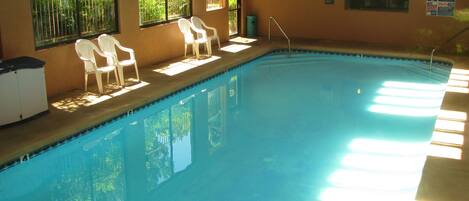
xmin=430 ymin=48 xmax=437 ymax=71
xmin=429 ymin=26 xmax=469 ymax=71
xmin=268 ymin=16 xmax=291 ymax=54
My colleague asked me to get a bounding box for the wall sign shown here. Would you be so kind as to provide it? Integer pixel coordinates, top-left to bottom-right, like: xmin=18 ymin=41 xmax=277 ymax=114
xmin=325 ymin=0 xmax=334 ymax=5
xmin=427 ymin=0 xmax=456 ymax=16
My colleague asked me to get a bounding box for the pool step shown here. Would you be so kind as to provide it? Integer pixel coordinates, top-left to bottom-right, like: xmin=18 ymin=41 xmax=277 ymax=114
xmin=263 ymin=54 xmax=449 ymax=67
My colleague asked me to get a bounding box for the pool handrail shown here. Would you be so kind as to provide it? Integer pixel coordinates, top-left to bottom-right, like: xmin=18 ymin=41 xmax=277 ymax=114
xmin=430 ymin=26 xmax=469 ymax=71
xmin=268 ymin=16 xmax=291 ymax=55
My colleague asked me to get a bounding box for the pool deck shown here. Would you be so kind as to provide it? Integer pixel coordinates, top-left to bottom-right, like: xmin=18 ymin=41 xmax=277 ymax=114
xmin=1 ymin=38 xmax=469 ymax=201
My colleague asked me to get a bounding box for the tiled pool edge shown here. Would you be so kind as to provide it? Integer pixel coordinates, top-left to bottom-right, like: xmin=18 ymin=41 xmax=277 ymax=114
xmin=0 ymin=47 xmax=454 ymax=173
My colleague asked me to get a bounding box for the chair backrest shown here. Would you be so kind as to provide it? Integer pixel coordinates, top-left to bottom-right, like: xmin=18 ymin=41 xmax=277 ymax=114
xmin=98 ymin=34 xmax=118 ymax=65
xmin=190 ymin=16 xmax=205 ymax=39
xmin=191 ymin=16 xmax=204 ymax=30
xmin=75 ymin=39 xmax=99 ymax=72
xmin=177 ymin=18 xmax=194 ymax=43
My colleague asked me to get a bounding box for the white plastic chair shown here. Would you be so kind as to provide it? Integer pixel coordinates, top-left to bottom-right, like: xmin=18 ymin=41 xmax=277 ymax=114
xmin=98 ymin=34 xmax=140 ymax=86
xmin=75 ymin=39 xmax=119 ymax=94
xmin=191 ymin=16 xmax=221 ymax=49
xmin=177 ymin=18 xmax=212 ymax=59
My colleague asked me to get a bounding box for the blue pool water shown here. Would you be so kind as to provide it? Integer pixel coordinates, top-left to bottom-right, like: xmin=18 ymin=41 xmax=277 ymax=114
xmin=0 ymin=51 xmax=451 ymax=201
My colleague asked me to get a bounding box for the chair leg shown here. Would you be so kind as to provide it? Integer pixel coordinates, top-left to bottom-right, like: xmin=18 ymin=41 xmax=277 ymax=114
xmin=192 ymin=44 xmax=196 ymax=56
xmin=84 ymin=74 xmax=88 ymax=91
xmin=118 ymin=66 xmax=125 ymax=87
xmin=95 ymin=73 xmax=104 ymax=94
xmin=206 ymin=40 xmax=212 ymax=56
xmin=114 ymin=69 xmax=120 ymax=85
xmin=134 ymin=63 xmax=140 ymax=81
xmin=107 ymin=72 xmax=110 ymax=84
xmin=184 ymin=44 xmax=187 ymax=57
xmin=217 ymin=37 xmax=221 ymax=49
xmin=194 ymin=43 xmax=200 ymax=59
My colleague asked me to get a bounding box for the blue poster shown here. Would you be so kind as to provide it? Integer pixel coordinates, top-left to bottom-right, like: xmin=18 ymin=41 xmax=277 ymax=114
xmin=427 ymin=0 xmax=456 ymax=16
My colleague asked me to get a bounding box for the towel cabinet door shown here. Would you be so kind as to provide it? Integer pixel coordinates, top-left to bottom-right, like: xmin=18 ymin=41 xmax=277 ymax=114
xmin=16 ymin=68 xmax=48 ymax=120
xmin=0 ymin=71 xmax=21 ymax=125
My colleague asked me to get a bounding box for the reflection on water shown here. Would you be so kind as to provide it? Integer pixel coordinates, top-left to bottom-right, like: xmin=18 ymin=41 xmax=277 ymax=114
xmin=0 ymin=53 xmax=450 ymax=201
xmin=0 ymin=72 xmax=238 ymax=201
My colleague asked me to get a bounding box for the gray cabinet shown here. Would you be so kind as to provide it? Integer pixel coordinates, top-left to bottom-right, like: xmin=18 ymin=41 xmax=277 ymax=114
xmin=0 ymin=57 xmax=48 ymax=126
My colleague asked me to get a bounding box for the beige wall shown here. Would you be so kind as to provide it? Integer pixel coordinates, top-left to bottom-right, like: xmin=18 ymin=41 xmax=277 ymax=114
xmin=0 ymin=0 xmax=229 ymax=97
xmin=4 ymin=0 xmax=468 ymax=97
xmin=247 ymin=0 xmax=469 ymax=49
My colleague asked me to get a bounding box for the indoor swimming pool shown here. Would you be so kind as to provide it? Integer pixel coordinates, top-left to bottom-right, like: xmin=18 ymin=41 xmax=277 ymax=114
xmin=0 ymin=50 xmax=452 ymax=201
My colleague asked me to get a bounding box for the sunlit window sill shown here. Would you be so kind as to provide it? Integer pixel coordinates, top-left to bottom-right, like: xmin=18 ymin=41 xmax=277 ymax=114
xmin=206 ymin=6 xmax=224 ymax=12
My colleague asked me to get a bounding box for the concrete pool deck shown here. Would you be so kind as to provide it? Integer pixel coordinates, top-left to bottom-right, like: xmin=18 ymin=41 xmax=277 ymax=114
xmin=1 ymin=38 xmax=469 ymax=201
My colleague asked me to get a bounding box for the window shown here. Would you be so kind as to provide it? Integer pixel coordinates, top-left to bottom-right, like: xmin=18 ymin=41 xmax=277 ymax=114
xmin=207 ymin=0 xmax=224 ymax=11
xmin=346 ymin=0 xmax=409 ymax=11
xmin=228 ymin=0 xmax=240 ymax=35
xmin=31 ymin=0 xmax=118 ymax=49
xmin=139 ymin=0 xmax=192 ymax=27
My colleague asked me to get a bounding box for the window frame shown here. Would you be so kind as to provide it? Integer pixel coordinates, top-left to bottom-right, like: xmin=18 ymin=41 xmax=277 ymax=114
xmin=139 ymin=0 xmax=193 ymax=28
xmin=31 ymin=0 xmax=120 ymax=50
xmin=345 ymin=0 xmax=410 ymax=12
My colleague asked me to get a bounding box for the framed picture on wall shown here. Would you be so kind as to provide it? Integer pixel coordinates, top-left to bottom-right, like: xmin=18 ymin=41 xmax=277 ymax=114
xmin=427 ymin=0 xmax=456 ymax=16
xmin=325 ymin=0 xmax=334 ymax=4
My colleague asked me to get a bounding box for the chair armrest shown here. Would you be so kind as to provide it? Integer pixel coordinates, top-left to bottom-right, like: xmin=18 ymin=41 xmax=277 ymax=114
xmin=116 ymin=43 xmax=134 ymax=53
xmin=200 ymin=23 xmax=218 ymax=37
xmin=94 ymin=48 xmax=110 ymax=58
xmin=79 ymin=56 xmax=92 ymax=62
xmin=191 ymin=27 xmax=208 ymax=40
xmin=115 ymin=41 xmax=136 ymax=61
xmin=103 ymin=52 xmax=117 ymax=60
xmin=207 ymin=26 xmax=218 ymax=36
xmin=97 ymin=50 xmax=119 ymax=66
xmin=190 ymin=24 xmax=207 ymax=34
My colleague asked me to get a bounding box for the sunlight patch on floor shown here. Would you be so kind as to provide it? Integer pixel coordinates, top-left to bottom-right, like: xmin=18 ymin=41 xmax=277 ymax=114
xmin=438 ymin=110 xmax=467 ymax=121
xmin=445 ymin=86 xmax=469 ymax=94
xmin=51 ymin=79 xmax=149 ymax=112
xmin=220 ymin=44 xmax=252 ymax=53
xmin=428 ymin=144 xmax=462 ymax=160
xmin=154 ymin=56 xmax=221 ymax=76
xmin=428 ymin=109 xmax=465 ymax=160
xmin=229 ymin=37 xmax=258 ymax=44
xmin=434 ymin=119 xmax=465 ymax=132
xmin=431 ymin=132 xmax=464 ymax=146
xmin=447 ymin=79 xmax=468 ymax=87
xmin=446 ymin=68 xmax=469 ymax=94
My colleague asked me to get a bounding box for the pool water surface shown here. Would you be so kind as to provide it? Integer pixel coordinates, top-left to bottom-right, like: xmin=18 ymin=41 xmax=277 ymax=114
xmin=0 ymin=51 xmax=451 ymax=201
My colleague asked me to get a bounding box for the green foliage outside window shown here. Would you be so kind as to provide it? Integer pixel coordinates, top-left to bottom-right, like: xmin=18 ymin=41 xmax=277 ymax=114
xmin=228 ymin=0 xmax=237 ymax=10
xmin=139 ymin=0 xmax=191 ymax=26
xmin=31 ymin=0 xmax=117 ymax=48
